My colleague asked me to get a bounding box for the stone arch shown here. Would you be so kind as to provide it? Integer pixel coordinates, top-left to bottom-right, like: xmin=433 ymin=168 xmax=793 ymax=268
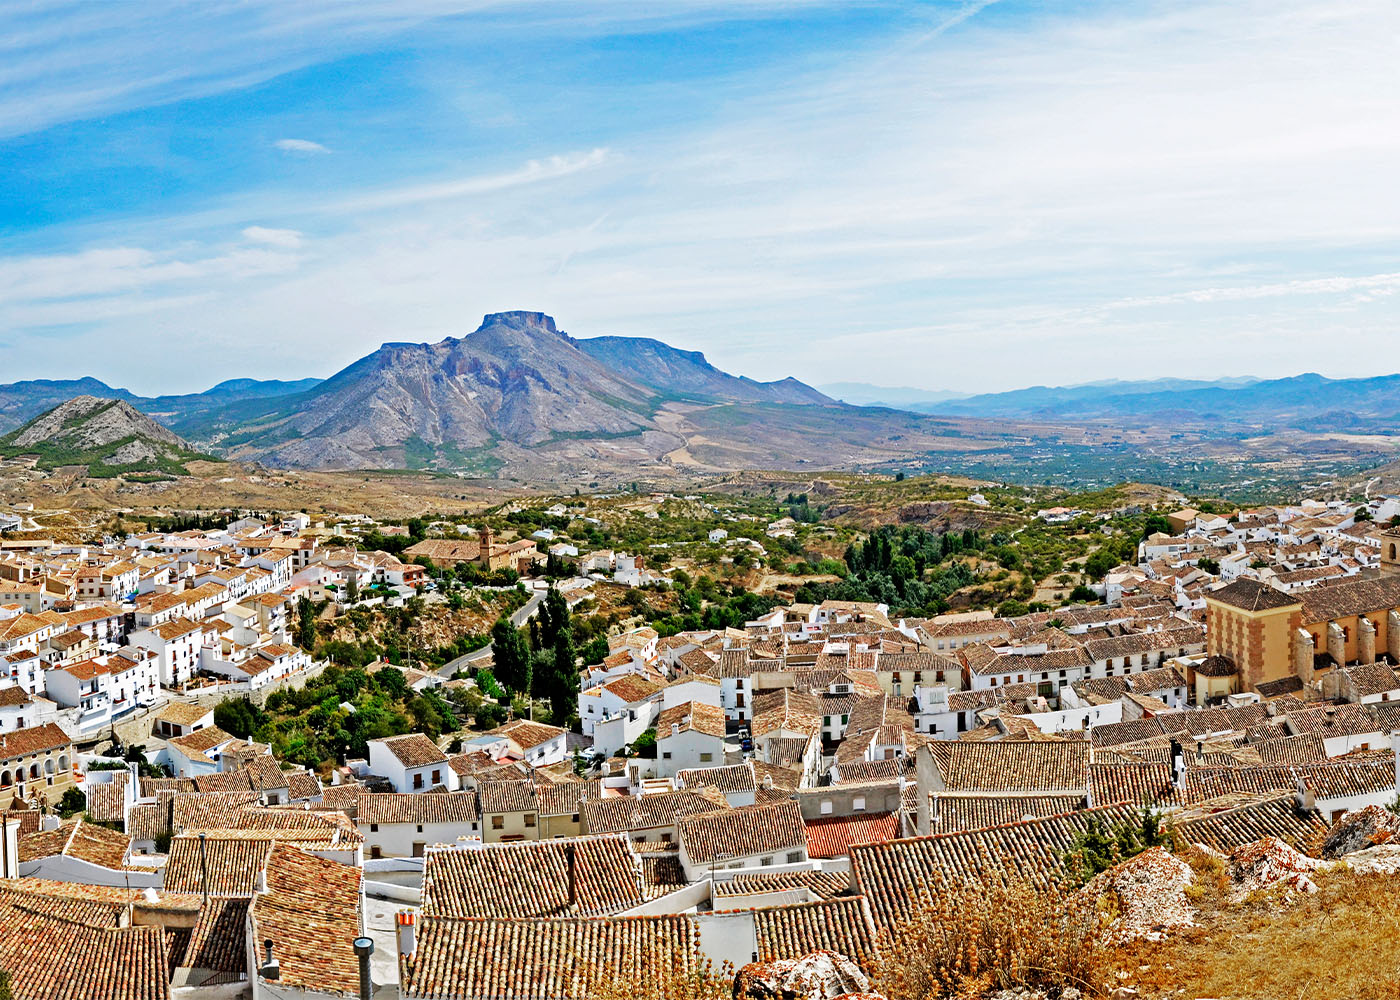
xmin=43 ymin=758 xmax=54 ymax=775
xmin=1390 ymin=543 xmax=1397 ymax=561
xmin=28 ymin=764 xmax=39 ymax=780
xmin=1 ymin=771 xmax=10 ymax=787
xmin=58 ymin=754 xmax=69 ymax=771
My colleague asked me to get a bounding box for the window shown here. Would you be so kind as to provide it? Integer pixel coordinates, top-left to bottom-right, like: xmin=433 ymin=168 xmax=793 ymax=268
xmin=820 ymin=799 xmax=833 ymax=815
xmin=761 ymin=856 xmax=773 ymax=866
xmin=700 ymin=753 xmax=714 ymax=763
xmin=417 ymin=824 xmax=424 ymax=833
xmin=491 ymin=816 xmax=504 ymax=830
xmin=369 ymin=823 xmax=379 ymax=833
xmin=431 ymin=770 xmax=441 ymax=785
xmin=786 ymin=851 xmax=802 ymax=864
xmin=660 ymin=832 xmax=672 ymax=843
xmin=413 ymin=773 xmax=424 ymax=789
xmin=853 ymin=796 xmax=866 ymax=811
xmin=662 ymin=752 xmax=672 ymax=760
xmin=525 ymin=813 xmax=536 ymax=827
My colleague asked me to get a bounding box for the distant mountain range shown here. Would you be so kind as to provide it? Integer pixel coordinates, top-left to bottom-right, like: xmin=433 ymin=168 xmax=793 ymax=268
xmin=0 ymin=313 xmax=855 ymax=477
xmin=2 ymin=318 xmax=1396 ymax=482
xmin=919 ymin=373 xmax=1400 ymax=430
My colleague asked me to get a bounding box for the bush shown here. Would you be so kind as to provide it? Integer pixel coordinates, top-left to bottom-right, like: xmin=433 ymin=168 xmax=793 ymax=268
xmin=872 ymin=864 xmax=1107 ymax=999
xmin=58 ymin=787 xmax=86 ymax=819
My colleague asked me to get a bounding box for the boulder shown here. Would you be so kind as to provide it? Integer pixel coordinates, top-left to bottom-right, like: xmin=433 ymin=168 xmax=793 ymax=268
xmin=1321 ymin=805 xmax=1400 ymax=859
xmin=733 ymin=951 xmax=875 ymax=1000
xmin=1081 ymin=846 xmax=1196 ymax=944
xmin=1228 ymin=836 xmax=1321 ymax=901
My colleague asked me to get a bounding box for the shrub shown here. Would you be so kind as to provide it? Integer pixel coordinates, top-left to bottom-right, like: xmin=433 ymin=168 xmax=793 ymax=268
xmin=872 ymin=864 xmax=1108 ymax=999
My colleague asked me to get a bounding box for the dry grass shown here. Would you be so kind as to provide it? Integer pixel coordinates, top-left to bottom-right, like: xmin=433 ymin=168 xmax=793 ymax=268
xmin=1107 ymin=865 xmax=1400 ymax=1000
xmin=870 ymin=866 xmax=1110 ymax=1000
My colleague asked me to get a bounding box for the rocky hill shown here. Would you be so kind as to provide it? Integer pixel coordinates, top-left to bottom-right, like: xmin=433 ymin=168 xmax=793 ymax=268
xmin=0 ymin=396 xmax=207 ymax=477
xmin=575 ymin=336 xmax=832 ymax=405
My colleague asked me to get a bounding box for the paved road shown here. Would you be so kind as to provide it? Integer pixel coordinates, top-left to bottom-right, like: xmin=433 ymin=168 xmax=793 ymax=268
xmin=437 ymin=591 xmax=545 ymax=677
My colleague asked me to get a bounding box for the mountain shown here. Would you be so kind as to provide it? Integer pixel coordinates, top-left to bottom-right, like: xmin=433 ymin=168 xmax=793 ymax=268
xmin=922 ymin=375 xmax=1311 ymax=423
xmin=818 ymin=382 xmax=968 ymax=410
xmin=0 ymin=396 xmax=208 ymax=477
xmin=0 ymin=378 xmax=136 ymax=431
xmin=578 ymin=337 xmax=833 ymax=404
xmin=217 ymin=312 xmax=663 ymax=470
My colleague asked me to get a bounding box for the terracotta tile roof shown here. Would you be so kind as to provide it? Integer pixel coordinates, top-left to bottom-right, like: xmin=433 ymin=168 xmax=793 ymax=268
xmin=929 ymin=741 xmax=1090 ymax=793
xmin=1088 ymin=761 xmax=1177 ymax=808
xmin=599 ymin=674 xmax=666 ymax=703
xmin=804 ymin=811 xmax=903 ymax=859
xmin=676 ymin=763 xmax=756 ymax=795
xmin=171 ymin=791 xmax=261 ymax=833
xmin=581 ymin=788 xmax=729 ymax=835
xmin=402 ymin=914 xmax=698 ymax=999
xmin=490 ymin=719 xmax=567 ymax=751
xmin=535 ymin=780 xmax=599 ymax=819
xmin=658 ymin=701 xmax=725 ymax=739
xmin=18 ymin=819 xmax=130 ymax=870
xmin=931 ymin=793 xmax=1085 ymax=833
xmin=153 ymin=702 xmax=212 ymax=728
xmin=746 ymin=895 xmax=879 ymax=966
xmin=833 ymin=758 xmax=907 ymax=785
xmin=477 ymin=780 xmax=537 ymax=815
xmin=423 ymin=835 xmax=645 ymax=918
xmin=1207 ymin=579 xmax=1300 ymax=612
xmin=714 ymin=870 xmax=851 ymax=900
xmin=165 ymin=833 xmax=273 ymax=896
xmin=377 ymin=732 xmax=449 ymax=768
xmin=252 ymin=844 xmax=363 ymax=996
xmin=0 ymin=722 xmax=71 ymax=761
xmin=85 ymin=773 xmax=130 ymax=824
xmin=127 ymin=803 xmax=169 ymax=844
xmin=191 ymin=770 xmax=254 ymax=794
xmin=678 ymin=800 xmax=805 ymax=865
xmin=850 ymin=804 xmax=1141 ymax=929
xmin=1174 ymin=793 xmax=1326 ymax=849
xmin=1300 ymin=576 xmax=1400 ymax=624
xmin=171 ymin=897 xmax=248 ymax=976
xmin=638 ymin=848 xmax=686 ymax=898
xmin=0 ymin=898 xmax=170 ymax=1000
xmin=357 ymin=792 xmax=481 ymax=825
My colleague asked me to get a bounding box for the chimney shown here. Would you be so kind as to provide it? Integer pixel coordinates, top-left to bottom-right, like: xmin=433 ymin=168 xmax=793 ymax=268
xmin=395 ymin=910 xmax=417 ymax=961
xmin=671 ymin=723 xmax=680 ymax=738
xmin=259 ymin=940 xmax=280 ymax=980
xmin=1169 ymin=737 xmax=1185 ymax=788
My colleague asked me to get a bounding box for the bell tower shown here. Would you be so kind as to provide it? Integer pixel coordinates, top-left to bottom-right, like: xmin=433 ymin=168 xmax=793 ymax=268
xmin=1380 ymin=527 xmax=1400 ymax=577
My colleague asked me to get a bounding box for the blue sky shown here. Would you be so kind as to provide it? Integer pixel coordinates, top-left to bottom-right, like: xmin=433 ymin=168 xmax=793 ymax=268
xmin=1 ymin=0 xmax=1397 ymax=395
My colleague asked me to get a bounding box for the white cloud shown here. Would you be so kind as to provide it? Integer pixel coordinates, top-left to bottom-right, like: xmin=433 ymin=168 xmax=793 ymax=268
xmin=242 ymin=226 xmax=305 ymax=248
xmin=5 ymin=0 xmax=1400 ymax=395
xmin=273 ymin=138 xmax=330 ymax=155
xmin=337 ymin=148 xmax=613 ymax=211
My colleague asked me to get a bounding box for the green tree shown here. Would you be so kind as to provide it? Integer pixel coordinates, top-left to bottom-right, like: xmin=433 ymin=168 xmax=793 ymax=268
xmin=345 ymin=574 xmax=360 ymax=602
xmin=1060 ymin=807 xmax=1169 ymax=886
xmin=58 ymin=787 xmax=86 ymax=819
xmin=491 ymin=617 xmax=531 ymax=695
xmin=547 ymin=629 xmax=579 ymax=723
xmin=296 ymin=595 xmax=317 ymax=652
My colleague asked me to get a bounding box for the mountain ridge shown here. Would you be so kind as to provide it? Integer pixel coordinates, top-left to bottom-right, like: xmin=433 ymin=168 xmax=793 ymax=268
xmin=0 ymin=396 xmax=207 ymax=477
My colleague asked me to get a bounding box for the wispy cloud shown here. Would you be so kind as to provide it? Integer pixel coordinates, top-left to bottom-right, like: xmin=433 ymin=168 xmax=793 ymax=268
xmin=241 ymin=226 xmax=305 ymax=249
xmin=3 ymin=0 xmax=1400 ymax=394
xmin=274 ymin=138 xmax=330 ymax=155
xmin=337 ymin=148 xmax=613 ymax=211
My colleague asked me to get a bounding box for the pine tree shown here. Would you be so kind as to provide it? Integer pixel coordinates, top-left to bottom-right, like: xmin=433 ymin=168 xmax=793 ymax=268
xmin=296 ymin=596 xmax=317 ymax=652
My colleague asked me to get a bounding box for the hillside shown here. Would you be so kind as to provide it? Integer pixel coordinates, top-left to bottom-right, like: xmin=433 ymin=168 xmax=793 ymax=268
xmin=577 ymin=336 xmax=832 ymax=404
xmin=0 ymin=396 xmax=208 ymax=477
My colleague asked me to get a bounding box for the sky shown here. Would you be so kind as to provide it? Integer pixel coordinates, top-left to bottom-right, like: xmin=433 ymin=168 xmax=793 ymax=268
xmin=1 ymin=0 xmax=1397 ymax=396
